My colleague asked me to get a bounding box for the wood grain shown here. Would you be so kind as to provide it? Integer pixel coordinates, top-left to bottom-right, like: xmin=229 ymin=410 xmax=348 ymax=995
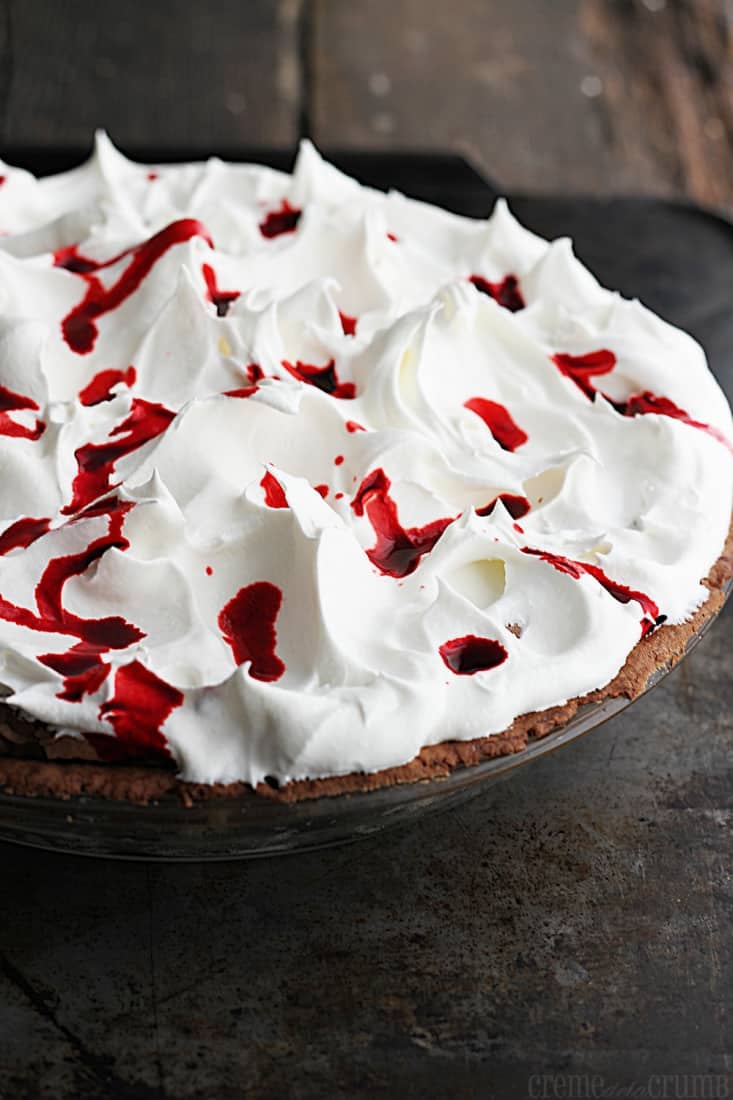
xmin=0 ymin=0 xmax=302 ymax=151
xmin=311 ymin=0 xmax=733 ymax=204
xmin=2 ymin=0 xmax=730 ymax=204
xmin=582 ymin=0 xmax=733 ymax=207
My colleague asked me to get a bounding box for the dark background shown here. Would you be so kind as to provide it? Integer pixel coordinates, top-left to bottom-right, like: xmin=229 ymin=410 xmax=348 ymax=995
xmin=1 ymin=0 xmax=731 ymax=203
xmin=1 ymin=2 xmax=732 ymax=1098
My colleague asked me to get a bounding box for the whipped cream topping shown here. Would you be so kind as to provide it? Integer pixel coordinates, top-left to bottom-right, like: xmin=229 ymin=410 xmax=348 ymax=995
xmin=0 ymin=134 xmax=730 ymax=786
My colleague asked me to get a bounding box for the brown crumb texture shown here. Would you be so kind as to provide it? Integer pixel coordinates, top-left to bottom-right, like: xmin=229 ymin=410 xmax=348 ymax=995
xmin=1 ymin=521 xmax=731 ymax=806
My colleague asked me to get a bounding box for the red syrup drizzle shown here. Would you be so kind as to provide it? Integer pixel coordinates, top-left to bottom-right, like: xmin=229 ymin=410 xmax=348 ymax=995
xmin=94 ymin=660 xmax=183 ymax=761
xmin=551 ymin=349 xmax=733 ymax=450
xmin=476 ymin=494 xmax=531 ymax=520
xmin=439 ymin=635 xmax=508 ymax=675
xmin=387 ymin=232 xmax=398 ymax=242
xmin=224 ymin=364 xmax=265 ymax=399
xmin=613 ymin=391 xmax=733 ymax=452
xmin=0 ymin=176 xmax=5 ymax=186
xmin=225 ymin=384 xmax=258 ymax=399
xmin=64 ymin=399 xmax=176 ymax=515
xmin=314 ymin=484 xmax=329 ymax=499
xmin=78 ymin=365 xmax=137 ymax=406
xmin=53 ymin=244 xmax=100 ymax=275
xmin=469 ymin=274 xmax=525 ymax=312
xmin=339 ymin=311 xmax=358 ymax=336
xmin=10 ymin=499 xmax=181 ymax=759
xmin=202 ymin=263 xmax=240 ymax=317
xmin=282 ymin=358 xmax=356 ymax=399
xmin=218 ymin=581 xmax=286 ymax=682
xmin=23 ymin=497 xmax=142 ymax=648
xmin=345 ymin=420 xmax=365 ymax=433
xmin=351 ymin=468 xmax=454 ymax=578
xmin=38 ymin=643 xmax=111 ymax=703
xmin=0 ymin=497 xmax=145 ymax=706
xmin=260 ymin=471 xmax=288 ymax=509
xmin=551 ymin=349 xmax=617 ymax=401
xmin=59 ymin=218 xmax=213 ymax=354
xmin=259 ymin=200 xmax=302 ymax=239
xmin=464 ymin=397 xmax=528 ymax=452
xmin=0 ymin=516 xmax=52 ymax=556
xmin=0 ymin=383 xmax=45 ymax=441
xmin=520 ymin=546 xmax=663 ymax=636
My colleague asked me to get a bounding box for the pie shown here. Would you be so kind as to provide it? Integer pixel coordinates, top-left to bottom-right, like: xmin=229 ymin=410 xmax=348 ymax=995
xmin=0 ymin=137 xmax=730 ymax=803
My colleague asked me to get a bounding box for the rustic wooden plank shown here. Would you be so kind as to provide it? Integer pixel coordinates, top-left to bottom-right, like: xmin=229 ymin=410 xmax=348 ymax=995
xmin=0 ymin=0 xmax=302 ymax=152
xmin=582 ymin=0 xmax=733 ymax=207
xmin=311 ymin=0 xmax=733 ymax=204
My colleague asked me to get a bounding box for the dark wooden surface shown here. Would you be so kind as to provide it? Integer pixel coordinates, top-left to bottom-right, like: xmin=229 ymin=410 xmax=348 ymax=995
xmin=311 ymin=0 xmax=733 ymax=206
xmin=0 ymin=0 xmax=301 ymax=149
xmin=2 ymin=0 xmax=732 ymax=203
xmin=1 ymin=2 xmax=732 ymax=1098
xmin=2 ymin=625 xmax=732 ymax=1098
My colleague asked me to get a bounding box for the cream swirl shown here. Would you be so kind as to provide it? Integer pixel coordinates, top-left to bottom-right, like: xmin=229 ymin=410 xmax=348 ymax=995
xmin=0 ymin=134 xmax=730 ymax=786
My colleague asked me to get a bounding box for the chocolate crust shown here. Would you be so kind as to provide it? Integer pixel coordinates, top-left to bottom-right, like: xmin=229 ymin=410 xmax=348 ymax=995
xmin=1 ymin=521 xmax=732 ymax=806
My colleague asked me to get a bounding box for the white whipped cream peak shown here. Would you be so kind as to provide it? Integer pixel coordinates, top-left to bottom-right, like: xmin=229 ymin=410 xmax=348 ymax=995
xmin=0 ymin=136 xmax=730 ymax=786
